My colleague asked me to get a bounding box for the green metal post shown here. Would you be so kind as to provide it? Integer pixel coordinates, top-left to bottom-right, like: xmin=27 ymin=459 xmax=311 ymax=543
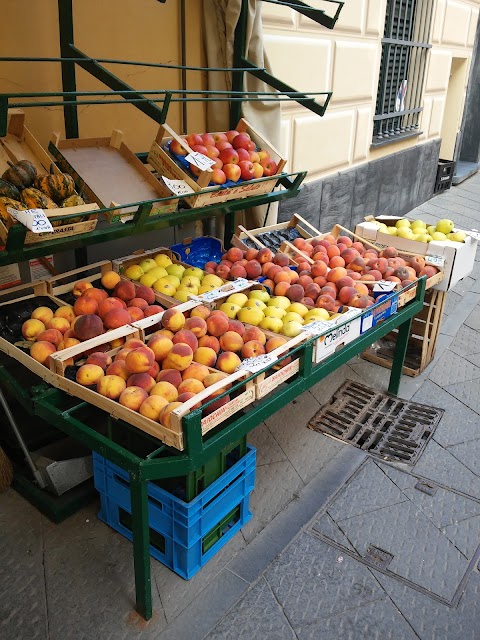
xmin=230 ymin=0 xmax=248 ymax=128
xmin=57 ymin=0 xmax=79 ymax=138
xmin=130 ymin=474 xmax=152 ymax=620
xmin=388 ymin=316 xmax=413 ymax=395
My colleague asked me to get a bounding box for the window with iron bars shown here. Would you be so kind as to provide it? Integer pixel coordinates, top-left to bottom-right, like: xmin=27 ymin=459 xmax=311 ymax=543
xmin=372 ymin=0 xmax=435 ymax=146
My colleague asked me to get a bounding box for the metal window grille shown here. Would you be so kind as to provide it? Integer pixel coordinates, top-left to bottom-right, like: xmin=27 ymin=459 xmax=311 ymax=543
xmin=373 ymin=0 xmax=435 ymax=145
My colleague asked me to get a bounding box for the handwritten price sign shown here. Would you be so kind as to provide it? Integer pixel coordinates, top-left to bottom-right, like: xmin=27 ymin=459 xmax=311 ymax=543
xmin=185 ymin=152 xmax=215 ymax=172
xmin=7 ymin=207 xmax=54 ymax=233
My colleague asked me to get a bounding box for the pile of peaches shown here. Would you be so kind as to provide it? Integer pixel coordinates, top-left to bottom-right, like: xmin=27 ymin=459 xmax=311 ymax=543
xmin=73 ymin=305 xmax=289 ymax=429
xmin=21 ymin=270 xmax=165 ymax=367
xmin=169 ymin=129 xmax=278 ymax=185
xmin=202 ymin=238 xmax=439 ymax=313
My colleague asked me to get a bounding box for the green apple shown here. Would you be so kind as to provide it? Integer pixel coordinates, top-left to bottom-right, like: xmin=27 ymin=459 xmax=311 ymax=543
xmin=139 ymin=272 xmax=158 ymax=287
xmin=447 ymin=231 xmax=466 ymax=242
xmin=304 ymin=309 xmax=330 ymax=323
xmin=139 ymin=258 xmax=158 ymax=273
xmin=386 ymin=227 xmax=398 ymax=236
xmin=264 ymin=306 xmax=287 ymax=319
xmin=260 ymin=316 xmax=284 ymax=333
xmin=227 ymin=293 xmax=249 ymax=307
xmin=219 ymin=302 xmax=241 ymax=319
xmin=166 ymin=264 xmax=185 ymax=279
xmin=415 ymin=234 xmax=431 ymax=243
xmin=411 ymin=219 xmax=426 ymax=229
xmin=395 ymin=218 xmax=411 ymax=228
xmin=183 ymin=267 xmax=204 ymax=281
xmin=397 ymin=228 xmax=414 ymax=239
xmin=268 ymin=296 xmax=290 ymax=310
xmin=431 ymin=231 xmax=447 ymax=241
xmin=436 ymin=219 xmax=454 ymax=235
xmin=427 ymin=225 xmax=437 ymax=235
xmin=281 ymin=321 xmax=304 ymax=338
xmin=282 ymin=312 xmax=304 ymax=325
xmin=248 ymin=289 xmax=270 ymax=303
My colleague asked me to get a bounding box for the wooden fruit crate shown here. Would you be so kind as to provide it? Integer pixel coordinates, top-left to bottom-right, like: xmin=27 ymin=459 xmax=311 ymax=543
xmin=362 ymin=288 xmax=446 ymax=376
xmin=231 ymin=214 xmax=321 ymax=254
xmin=49 ymin=129 xmax=178 ymax=223
xmin=0 ymin=110 xmax=99 ymax=243
xmin=46 ymin=260 xmax=113 ymax=305
xmin=147 ymin=119 xmax=286 ymax=208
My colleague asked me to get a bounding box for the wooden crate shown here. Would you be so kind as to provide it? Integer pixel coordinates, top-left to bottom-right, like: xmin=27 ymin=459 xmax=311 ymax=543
xmin=147 ymin=119 xmax=286 ymax=208
xmin=362 ymin=288 xmax=447 ymax=376
xmin=0 ymin=110 xmax=99 ymax=243
xmin=49 ymin=129 xmax=178 ymax=223
xmin=46 ymin=260 xmax=113 ymax=303
xmin=231 ymin=214 xmax=321 ymax=253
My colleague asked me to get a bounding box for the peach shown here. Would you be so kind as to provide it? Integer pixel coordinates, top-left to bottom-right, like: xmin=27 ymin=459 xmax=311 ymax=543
xmin=103 ymin=308 xmax=131 ymax=330
xmin=123 ymin=339 xmax=143 ymax=350
xmin=257 ymin=248 xmax=273 ymax=264
xmin=30 ymin=340 xmax=56 ymax=366
xmin=135 ymin=285 xmax=156 ymax=305
xmin=110 ymin=337 xmax=125 ymax=348
xmin=206 ymin=313 xmax=229 ymax=337
xmin=54 ymin=306 xmax=76 ymax=323
xmin=101 ymin=270 xmax=121 ymax=290
xmin=128 ymin=307 xmax=145 ymax=322
xmin=216 ymin=351 xmax=241 ymax=374
xmin=127 ymin=372 xmax=156 ymax=393
xmin=272 ymin=252 xmax=288 ymax=267
xmin=113 ymin=280 xmax=136 ymax=302
xmin=286 ymin=284 xmax=304 ymax=302
xmin=83 ymin=287 xmax=108 ymax=303
xmin=241 ymin=340 xmax=265 ymax=359
xmin=47 ymin=317 xmax=72 ymax=335
xmin=185 ymin=316 xmax=207 ymax=338
xmin=72 ymin=281 xmax=93 ymax=298
xmin=226 ymin=247 xmax=244 ymax=262
xmin=173 ymin=329 xmax=198 ymax=352
xmin=305 ymin=283 xmax=321 ymax=299
xmin=230 ymin=264 xmax=247 ymax=279
xmin=128 ymin=297 xmax=149 ymax=310
xmin=382 ymin=246 xmax=398 ymax=259
xmin=329 ymin=256 xmax=346 ymax=269
xmin=162 ymin=308 xmax=186 ymax=332
xmin=143 ymin=305 xmax=164 ymax=318
xmin=58 ymin=337 xmax=81 ymax=351
xmin=262 ymin=279 xmax=275 ymax=292
xmin=354 ymin=283 xmax=369 ymax=296
xmin=97 ymin=375 xmax=126 ymax=399
xmin=274 ymin=271 xmax=290 ymax=285
xmin=139 ymin=395 xmax=169 ymax=421
xmin=315 ymin=295 xmax=336 ymax=312
xmin=336 ymin=276 xmax=355 ymax=290
xmin=244 ymin=260 xmax=262 ymax=279
xmin=37 ymin=328 xmax=63 ymax=347
xmin=125 ymin=346 xmax=155 ymax=374
xmin=369 ymin=270 xmax=383 ymax=281
xmin=369 ymin=257 xmax=388 ymax=274
xmin=243 ymin=326 xmax=267 ymax=346
xmin=154 ymin=328 xmax=175 ymax=340
xmin=245 ymin=248 xmax=259 ymax=261
xmin=106 ymin=360 xmax=130 ymax=381
xmin=219 ymin=331 xmax=244 ymax=353
xmin=193 ymin=346 xmax=217 ymax=368
xmin=148 ymin=334 xmax=173 ymax=362
xmin=348 ymin=294 xmax=370 ymax=309
xmin=150 ymin=381 xmax=178 ymax=402
xmin=182 ymin=362 xmax=210 ymax=383
xmin=266 ymin=264 xmax=283 ymax=281
xmin=119 ymin=386 xmax=149 ymax=412
xmin=394 ymin=267 xmax=411 ymax=281
xmin=296 ymin=275 xmax=312 ymax=289
xmin=97 ymin=297 xmax=125 ymax=319
xmin=419 ymin=266 xmax=438 ymax=279
xmin=198 ymin=335 xmax=220 ymax=354
xmin=321 ymin=285 xmax=337 ymax=299
xmin=227 ymin=319 xmax=245 ymax=336
xmin=85 ymin=352 xmax=112 ymax=370
xmin=163 ymin=343 xmax=194 ymax=371
xmin=147 ymin=361 xmax=160 ymax=379
xmin=265 ymin=336 xmax=288 ymax=352
xmin=352 ymin=242 xmax=366 ymax=256
xmin=348 ymin=257 xmax=366 ymax=273
xmin=177 ymin=392 xmax=201 ymax=408
xmin=73 ymin=295 xmax=98 ymax=316
xmin=338 ymin=286 xmax=357 ymax=305
xmin=159 ymin=402 xmax=183 ymax=428
xmin=337 ymin=235 xmax=353 ymax=247
xmin=156 ymin=368 xmax=183 ymax=388
xmin=31 ymin=306 xmax=54 ymax=325
xmin=327 ymin=267 xmax=348 ymax=283
xmin=76 ymin=364 xmax=104 ymax=386
xmin=115 ymin=348 xmax=133 ymax=362
xmin=274 ymin=282 xmax=290 ymax=297
xmin=203 ymin=372 xmax=230 ymax=389
xmin=326 ymin=245 xmax=340 ymax=259
xmin=178 ymin=378 xmax=204 ymax=395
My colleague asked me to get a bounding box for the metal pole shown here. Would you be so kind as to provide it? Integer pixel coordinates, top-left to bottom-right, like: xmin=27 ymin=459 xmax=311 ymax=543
xmin=130 ymin=475 xmax=152 ymax=620
xmin=57 ymin=0 xmax=79 ymax=138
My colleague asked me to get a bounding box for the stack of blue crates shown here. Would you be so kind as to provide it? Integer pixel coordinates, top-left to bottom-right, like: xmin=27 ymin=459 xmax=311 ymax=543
xmin=92 ymin=446 xmax=256 ymax=579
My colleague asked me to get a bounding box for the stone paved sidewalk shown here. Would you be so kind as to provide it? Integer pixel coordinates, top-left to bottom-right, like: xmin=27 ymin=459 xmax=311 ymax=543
xmin=1 ymin=174 xmax=480 ymax=640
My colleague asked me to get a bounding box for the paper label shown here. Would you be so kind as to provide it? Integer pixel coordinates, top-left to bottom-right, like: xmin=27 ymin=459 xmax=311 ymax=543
xmin=29 ymin=256 xmax=54 ymax=280
xmin=373 ymin=280 xmax=396 ymax=293
xmin=302 ymin=320 xmax=331 ymax=336
xmin=0 ymin=262 xmax=21 ymax=290
xmin=199 ymin=278 xmax=251 ymax=302
xmin=185 ymin=152 xmax=215 ymax=172
xmin=162 ymin=177 xmax=192 ymax=197
xmin=7 ymin=207 xmax=54 ymax=233
xmin=237 ymin=353 xmax=277 ymax=373
xmin=426 ymin=254 xmax=445 ymax=268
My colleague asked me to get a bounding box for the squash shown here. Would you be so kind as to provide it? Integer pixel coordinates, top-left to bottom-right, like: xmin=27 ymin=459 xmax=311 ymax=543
xmin=0 ymin=179 xmax=21 ymax=201
xmin=2 ymin=160 xmax=37 ymax=190
xmin=34 ymin=165 xmax=75 ymax=202
xmin=0 ymin=197 xmax=26 ymax=222
xmin=20 ymin=188 xmax=57 ymax=210
xmin=61 ymin=194 xmax=85 ymax=207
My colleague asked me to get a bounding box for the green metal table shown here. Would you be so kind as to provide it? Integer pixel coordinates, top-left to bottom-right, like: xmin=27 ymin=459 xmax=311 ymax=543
xmin=4 ymin=278 xmax=426 ymax=621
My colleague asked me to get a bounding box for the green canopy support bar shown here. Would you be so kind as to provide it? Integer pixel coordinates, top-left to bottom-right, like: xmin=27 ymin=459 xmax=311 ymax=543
xmin=58 ymin=0 xmax=79 ymax=138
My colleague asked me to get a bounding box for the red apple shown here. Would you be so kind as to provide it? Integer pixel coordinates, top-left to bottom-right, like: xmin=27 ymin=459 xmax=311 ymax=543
xmin=226 ymin=130 xmax=240 ymax=143
xmin=223 ymin=164 xmax=241 ymax=182
xmin=232 ymin=133 xmax=252 ymax=150
xmin=213 ymin=132 xmax=228 ymax=143
xmin=201 ymin=133 xmax=215 ymax=146
xmin=205 ymin=145 xmax=220 ymax=159
xmin=185 ymin=133 xmax=203 ymax=148
xmin=212 ymin=158 xmax=223 ymax=170
xmin=252 ymin=162 xmax=263 ymax=178
xmin=236 ymin=148 xmax=251 ymax=162
xmin=249 ymin=151 xmax=260 ymax=163
xmin=219 ymin=148 xmax=239 ymax=165
xmin=260 ymin=157 xmax=278 ymax=176
xmin=216 ymin=141 xmax=233 ymax=151
xmin=211 ymin=169 xmax=227 ymax=184
xmin=170 ymin=139 xmax=187 ymax=156
xmin=239 ymin=160 xmax=254 ymax=180
xmin=192 ymin=144 xmax=209 ymax=155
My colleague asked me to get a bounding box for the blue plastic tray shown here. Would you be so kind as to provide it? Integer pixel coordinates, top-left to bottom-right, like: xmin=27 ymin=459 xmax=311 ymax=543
xmin=170 ymin=236 xmax=224 ymax=268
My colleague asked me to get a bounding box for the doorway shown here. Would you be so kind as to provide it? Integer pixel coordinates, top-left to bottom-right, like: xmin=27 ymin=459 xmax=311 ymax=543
xmin=440 ymin=57 xmax=468 ymax=160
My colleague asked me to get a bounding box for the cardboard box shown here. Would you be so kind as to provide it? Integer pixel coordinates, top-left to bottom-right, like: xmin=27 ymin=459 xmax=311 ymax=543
xmin=355 ymin=216 xmax=477 ymax=291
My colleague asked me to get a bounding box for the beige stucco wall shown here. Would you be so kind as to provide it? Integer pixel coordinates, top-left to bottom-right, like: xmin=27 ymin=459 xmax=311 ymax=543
xmin=262 ymin=0 xmax=480 ymax=180
xmin=0 ymin=0 xmax=207 ymax=151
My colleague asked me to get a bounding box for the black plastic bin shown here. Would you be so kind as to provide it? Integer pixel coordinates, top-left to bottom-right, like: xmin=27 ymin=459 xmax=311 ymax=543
xmin=434 ymin=159 xmax=455 ymax=193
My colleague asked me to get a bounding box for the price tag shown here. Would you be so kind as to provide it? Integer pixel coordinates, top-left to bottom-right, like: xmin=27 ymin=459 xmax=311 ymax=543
xmin=162 ymin=177 xmax=192 ymax=197
xmin=199 ymin=278 xmax=251 ymax=302
xmin=362 ymin=313 xmax=373 ymax=331
xmin=373 ymin=280 xmax=396 ymax=293
xmin=7 ymin=207 xmax=54 ymax=233
xmin=426 ymin=254 xmax=445 ymax=268
xmin=185 ymin=152 xmax=215 ymax=172
xmin=237 ymin=353 xmax=277 ymax=373
xmin=302 ymin=320 xmax=331 ymax=336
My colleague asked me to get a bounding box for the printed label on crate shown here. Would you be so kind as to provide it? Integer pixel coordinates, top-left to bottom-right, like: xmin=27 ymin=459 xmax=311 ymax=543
xmin=373 ymin=280 xmax=396 ymax=293
xmin=426 ymin=254 xmax=445 ymax=268
xmin=256 ymin=359 xmax=300 ymax=398
xmin=314 ymin=316 xmax=362 ymax=364
xmin=201 ymin=388 xmax=255 ymax=433
xmin=7 ymin=207 xmax=54 ymax=233
xmin=185 ymin=152 xmax=216 ymax=172
xmin=0 ymin=261 xmax=21 ymax=290
xmin=238 ymin=353 xmax=277 ymax=373
xmin=302 ymin=320 xmax=331 ymax=336
xmin=199 ymin=278 xmax=251 ymax=302
xmin=162 ymin=177 xmax=192 ymax=197
xmin=360 ymin=292 xmax=399 ymax=334
xmin=29 ymin=256 xmax=54 ymax=281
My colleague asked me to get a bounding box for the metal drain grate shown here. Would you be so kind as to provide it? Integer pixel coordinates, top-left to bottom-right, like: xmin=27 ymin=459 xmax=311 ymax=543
xmin=309 ymin=380 xmax=443 ymax=464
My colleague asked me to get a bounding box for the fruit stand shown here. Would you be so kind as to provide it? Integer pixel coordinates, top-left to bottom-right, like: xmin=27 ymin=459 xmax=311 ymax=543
xmin=1 ymin=0 xmax=478 ymax=624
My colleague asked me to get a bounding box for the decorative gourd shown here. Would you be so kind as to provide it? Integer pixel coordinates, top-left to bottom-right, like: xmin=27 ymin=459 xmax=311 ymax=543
xmin=0 ymin=197 xmax=26 ymax=222
xmin=20 ymin=188 xmax=57 ymax=209
xmin=34 ymin=165 xmax=75 ymax=202
xmin=61 ymin=194 xmax=85 ymax=207
xmin=2 ymin=160 xmax=37 ymax=190
xmin=0 ymin=179 xmax=21 ymax=201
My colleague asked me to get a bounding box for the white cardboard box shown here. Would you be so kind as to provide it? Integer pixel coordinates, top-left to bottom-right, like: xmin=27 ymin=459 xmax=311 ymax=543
xmin=355 ymin=217 xmax=477 ymax=292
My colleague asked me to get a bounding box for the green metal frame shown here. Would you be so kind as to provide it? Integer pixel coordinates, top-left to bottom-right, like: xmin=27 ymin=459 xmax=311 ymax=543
xmin=26 ymin=278 xmax=425 ymax=620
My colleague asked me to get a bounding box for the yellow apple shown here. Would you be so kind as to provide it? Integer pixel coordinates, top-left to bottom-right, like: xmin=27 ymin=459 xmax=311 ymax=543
xmin=139 ymin=258 xmax=158 ymax=273
xmin=247 ymin=298 xmax=266 ymax=310
xmin=124 ymin=265 xmax=144 ymax=281
xmin=198 ymin=284 xmax=216 ymax=294
xmin=219 ymin=303 xmax=241 ymax=319
xmin=431 ymin=231 xmax=447 ymax=241
xmin=268 ymin=296 xmax=290 ymax=310
xmin=173 ymin=290 xmax=191 ymax=302
xmin=153 ymin=279 xmax=177 ymax=296
xmin=264 ymin=306 xmax=287 ymax=319
xmin=448 ymin=231 xmax=466 ymax=242
xmin=146 ymin=267 xmax=168 ymax=280
xmin=177 ymin=284 xmax=199 ymax=295
xmin=202 ymin=274 xmax=224 ymax=288
xmin=397 ymin=228 xmax=414 ymax=239
xmin=227 ymin=293 xmax=249 ymax=307
xmin=282 ymin=312 xmax=304 ymax=325
xmin=183 ymin=267 xmax=204 ymax=281
xmin=181 ymin=276 xmax=201 ymax=288
xmin=249 ymin=289 xmax=270 ymax=303
xmin=238 ymin=306 xmax=264 ymax=326
xmin=139 ymin=272 xmax=158 ymax=288
xmin=154 ymin=254 xmax=173 ymax=268
xmin=260 ymin=316 xmax=284 ymax=333
xmin=304 ymin=308 xmax=330 ymax=322
xmin=386 ymin=227 xmax=398 ymax=236
xmin=415 ymin=234 xmax=431 ymax=243
xmin=287 ymin=303 xmax=308 ymax=317
xmin=281 ymin=321 xmax=303 ymax=337
xmin=395 ymin=218 xmax=411 ymax=228
xmin=164 ymin=275 xmax=181 ymax=288
xmin=166 ymin=264 xmax=185 ymax=279
xmin=427 ymin=225 xmax=437 ymax=235
xmin=411 ymin=219 xmax=426 ymax=230
xmin=436 ymin=219 xmax=454 ymax=234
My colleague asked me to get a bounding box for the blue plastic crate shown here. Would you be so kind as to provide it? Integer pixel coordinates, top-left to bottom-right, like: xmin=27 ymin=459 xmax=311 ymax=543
xmin=93 ymin=447 xmax=256 ymax=579
xmin=170 ymin=236 xmax=224 ymax=268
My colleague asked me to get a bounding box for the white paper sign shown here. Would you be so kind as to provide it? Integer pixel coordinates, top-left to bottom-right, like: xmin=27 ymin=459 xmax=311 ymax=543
xmin=162 ymin=177 xmax=192 ymax=197
xmin=373 ymin=280 xmax=396 ymax=293
xmin=302 ymin=320 xmax=331 ymax=336
xmin=185 ymin=152 xmax=215 ymax=172
xmin=237 ymin=353 xmax=277 ymax=373
xmin=426 ymin=254 xmax=445 ymax=268
xmin=199 ymin=278 xmax=251 ymax=302
xmin=7 ymin=207 xmax=54 ymax=233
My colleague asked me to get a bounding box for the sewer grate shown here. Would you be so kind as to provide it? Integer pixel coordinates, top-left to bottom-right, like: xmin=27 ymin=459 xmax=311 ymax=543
xmin=308 ymin=380 xmax=443 ymax=465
